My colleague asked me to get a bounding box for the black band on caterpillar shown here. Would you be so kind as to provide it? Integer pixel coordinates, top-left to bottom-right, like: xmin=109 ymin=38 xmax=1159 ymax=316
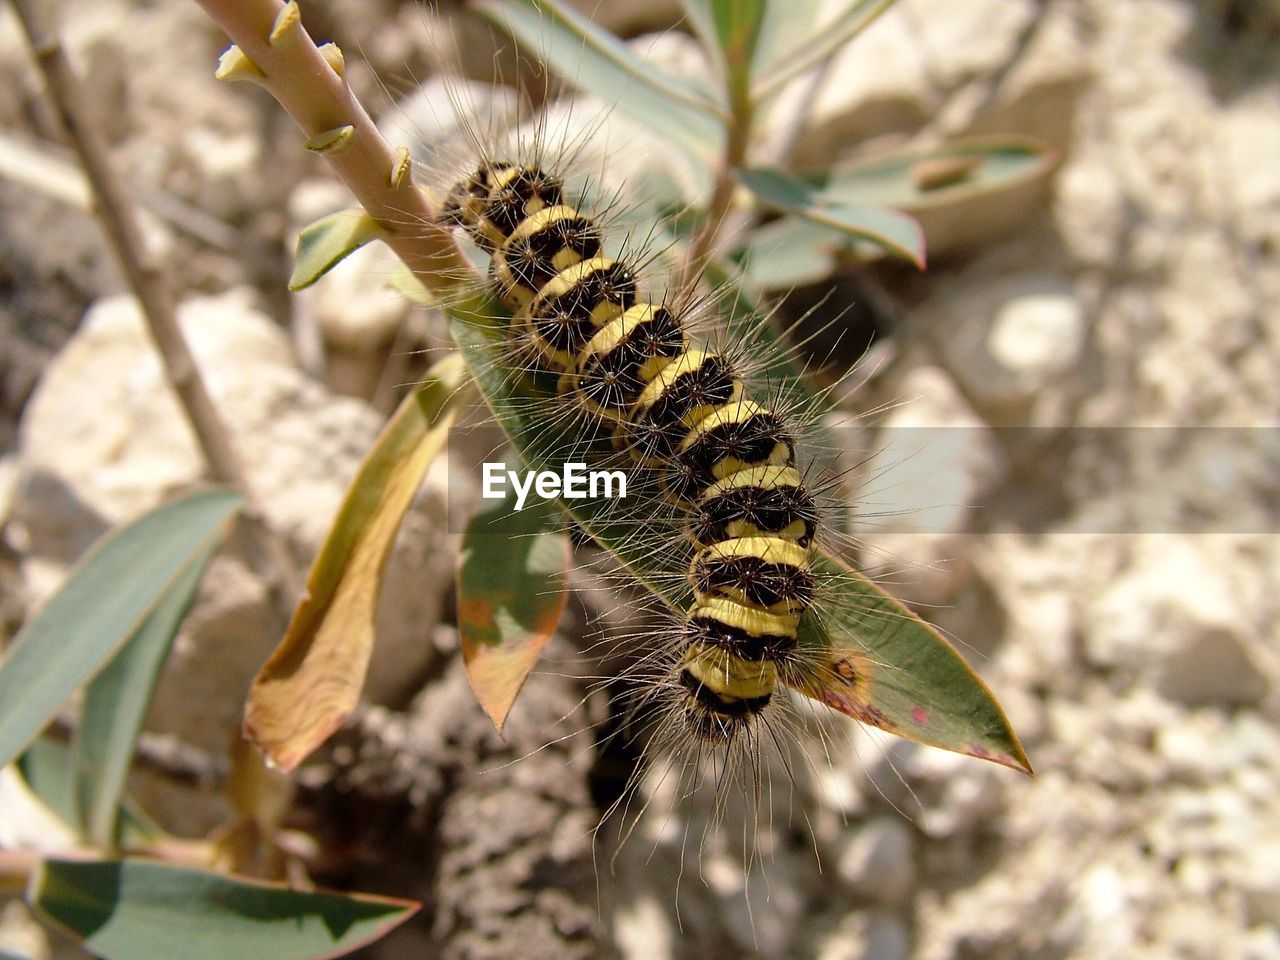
xmin=444 ymin=161 xmax=822 ymax=746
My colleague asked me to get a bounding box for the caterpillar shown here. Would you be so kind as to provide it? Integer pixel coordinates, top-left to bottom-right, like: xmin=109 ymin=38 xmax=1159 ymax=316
xmin=440 ymin=160 xmax=824 ymax=748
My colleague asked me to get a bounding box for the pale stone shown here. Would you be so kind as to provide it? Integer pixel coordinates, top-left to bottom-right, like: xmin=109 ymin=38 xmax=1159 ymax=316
xmin=835 ymin=816 xmax=915 ymax=904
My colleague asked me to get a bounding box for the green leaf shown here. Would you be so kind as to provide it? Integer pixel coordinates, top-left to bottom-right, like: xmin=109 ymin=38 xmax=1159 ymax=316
xmin=736 ymin=166 xmax=926 ymax=267
xmin=443 ymin=290 xmax=1029 ymax=773
xmin=750 ymin=0 xmax=823 ymax=83
xmin=818 ymin=135 xmax=1060 ymax=258
xmin=753 ymin=0 xmax=900 ymax=101
xmin=732 ymin=216 xmax=842 ymax=291
xmin=243 ymin=355 xmax=471 ymax=772
xmin=0 ymin=490 xmax=243 ymax=772
xmin=474 ymin=0 xmax=725 ymax=165
xmin=676 ymin=0 xmax=726 ymax=78
xmin=791 ymin=552 xmax=1032 ymax=774
xmin=288 ymin=208 xmax=386 ymax=291
xmin=18 ymin=739 xmax=159 ymax=847
xmin=73 ymin=536 xmax=221 ymax=849
xmin=28 ymin=858 xmax=417 ymax=960
xmin=386 ymin=265 xmax=435 ymax=306
xmin=458 ymin=477 xmax=569 ymax=733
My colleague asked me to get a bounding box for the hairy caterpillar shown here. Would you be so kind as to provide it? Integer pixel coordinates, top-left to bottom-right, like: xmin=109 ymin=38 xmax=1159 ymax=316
xmin=440 ymin=159 xmax=826 ymax=748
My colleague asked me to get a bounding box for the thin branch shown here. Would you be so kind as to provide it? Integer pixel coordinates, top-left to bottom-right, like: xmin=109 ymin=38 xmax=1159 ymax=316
xmin=195 ymin=0 xmax=469 ymax=292
xmin=10 ymin=0 xmax=300 ymax=614
xmin=676 ymin=75 xmax=754 ymax=294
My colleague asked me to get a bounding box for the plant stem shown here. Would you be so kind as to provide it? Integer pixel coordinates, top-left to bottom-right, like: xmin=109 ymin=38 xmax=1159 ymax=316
xmin=195 ymin=0 xmax=469 ymax=292
xmin=10 ymin=0 xmax=300 ymax=615
xmin=677 ymin=78 xmax=753 ymax=295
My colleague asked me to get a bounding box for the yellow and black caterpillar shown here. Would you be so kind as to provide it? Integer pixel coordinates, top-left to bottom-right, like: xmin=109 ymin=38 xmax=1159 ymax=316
xmin=441 ymin=161 xmax=821 ymax=744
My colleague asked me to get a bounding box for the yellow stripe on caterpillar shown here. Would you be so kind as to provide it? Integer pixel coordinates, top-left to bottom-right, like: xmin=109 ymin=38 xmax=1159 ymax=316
xmin=690 ymin=463 xmax=816 ymax=547
xmin=700 ymin=463 xmax=802 ymax=499
xmin=688 ymin=595 xmax=799 ymax=641
xmin=690 ymin=537 xmax=814 ymax=617
xmin=630 ymin=350 xmax=743 ymax=430
xmin=696 ymin=536 xmax=811 ymax=569
xmin=682 ymin=642 xmax=778 ymax=701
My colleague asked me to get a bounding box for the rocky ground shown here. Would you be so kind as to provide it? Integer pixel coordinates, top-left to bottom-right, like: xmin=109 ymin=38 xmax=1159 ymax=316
xmin=1 ymin=1 xmax=1277 ymax=959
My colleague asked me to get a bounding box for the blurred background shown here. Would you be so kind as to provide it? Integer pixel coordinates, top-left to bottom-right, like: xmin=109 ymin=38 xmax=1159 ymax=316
xmin=1 ymin=0 xmax=1277 ymax=958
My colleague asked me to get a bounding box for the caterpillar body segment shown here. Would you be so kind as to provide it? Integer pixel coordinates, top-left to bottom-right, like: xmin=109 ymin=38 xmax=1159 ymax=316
xmin=690 ymin=465 xmax=820 ymax=550
xmin=443 ymin=161 xmax=823 ymax=746
xmin=517 ymin=256 xmax=638 ymax=368
xmin=442 ymin=162 xmax=565 ymax=249
xmin=665 ymin=399 xmax=796 ymax=502
xmin=562 ymin=303 xmax=687 ymax=422
xmin=491 ymin=205 xmax=602 ymax=307
xmin=679 ymin=643 xmax=777 ymax=741
xmin=690 ymin=537 xmax=815 ymax=618
xmin=624 ymin=349 xmax=744 ymax=464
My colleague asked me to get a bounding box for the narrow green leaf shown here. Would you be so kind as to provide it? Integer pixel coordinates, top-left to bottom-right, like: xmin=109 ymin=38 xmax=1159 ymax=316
xmin=458 ymin=478 xmax=569 ymax=733
xmin=444 ymin=288 xmax=1028 ymax=772
xmin=474 ymin=0 xmax=725 ymax=164
xmin=243 ymin=355 xmax=471 ymax=772
xmin=73 ymin=536 xmax=221 ymax=848
xmin=288 ymin=208 xmax=386 ymax=291
xmin=818 ymin=135 xmax=1059 ymax=257
xmin=736 ymin=166 xmax=926 ymax=267
xmin=18 ymin=739 xmax=159 ymax=846
xmin=751 ymin=0 xmax=823 ymax=83
xmin=820 ymin=136 xmax=1056 ymax=207
xmin=676 ymin=0 xmax=727 ymax=79
xmin=0 ymin=490 xmax=243 ymax=772
xmin=386 ymin=265 xmax=435 ymax=306
xmin=28 ymin=858 xmax=417 ymax=960
xmin=753 ymin=0 xmax=900 ymax=101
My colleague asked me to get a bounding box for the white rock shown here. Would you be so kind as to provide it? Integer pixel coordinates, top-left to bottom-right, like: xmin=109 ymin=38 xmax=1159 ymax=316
xmin=1155 ymin=713 xmax=1230 ymax=783
xmin=960 ymin=0 xmax=1089 ymax=149
xmin=1236 ymin=840 xmax=1280 ymax=927
xmin=0 ymin=766 xmax=79 ymax=852
xmin=1244 ymin=927 xmax=1280 ymax=960
xmin=294 ymin=239 xmax=413 ymax=400
xmin=614 ymin=894 xmax=674 ymax=960
xmin=1062 ymin=862 xmax=1137 ymax=958
xmin=853 ymin=365 xmax=1004 ymax=604
xmin=865 ymin=913 xmax=911 ymax=960
xmin=1155 ymin=628 xmax=1270 ymax=707
xmin=912 ymin=263 xmax=1085 ymax=419
xmin=856 ymin=366 xmax=1005 ymax=534
xmin=835 ymin=816 xmax=915 ymax=904
xmin=718 ymin=852 xmax=808 ymax=957
xmin=1082 ymin=537 xmax=1250 ymax=676
xmin=987 ymin=292 xmax=1085 ymax=385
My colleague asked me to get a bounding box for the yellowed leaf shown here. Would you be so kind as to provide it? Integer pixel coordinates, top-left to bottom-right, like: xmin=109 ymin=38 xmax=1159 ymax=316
xmin=243 ymin=354 xmax=470 ymax=771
